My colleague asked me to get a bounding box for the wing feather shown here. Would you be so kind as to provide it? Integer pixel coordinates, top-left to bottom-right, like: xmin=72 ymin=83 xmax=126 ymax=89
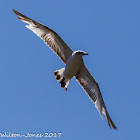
xmin=13 ymin=9 xmax=73 ymax=64
xmin=76 ymin=65 xmax=118 ymax=130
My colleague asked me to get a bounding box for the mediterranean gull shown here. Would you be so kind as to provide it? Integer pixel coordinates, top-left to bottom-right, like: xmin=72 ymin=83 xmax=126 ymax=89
xmin=13 ymin=9 xmax=117 ymax=130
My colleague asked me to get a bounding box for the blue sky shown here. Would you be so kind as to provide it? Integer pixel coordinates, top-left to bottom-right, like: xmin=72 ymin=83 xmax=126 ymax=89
xmin=1 ymin=0 xmax=140 ymax=139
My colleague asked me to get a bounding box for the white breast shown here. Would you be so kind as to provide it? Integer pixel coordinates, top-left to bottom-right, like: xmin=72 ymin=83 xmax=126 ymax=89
xmin=64 ymin=55 xmax=83 ymax=79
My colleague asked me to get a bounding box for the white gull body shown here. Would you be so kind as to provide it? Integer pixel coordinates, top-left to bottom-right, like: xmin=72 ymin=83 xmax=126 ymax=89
xmin=13 ymin=9 xmax=117 ymax=130
xmin=61 ymin=51 xmax=88 ymax=90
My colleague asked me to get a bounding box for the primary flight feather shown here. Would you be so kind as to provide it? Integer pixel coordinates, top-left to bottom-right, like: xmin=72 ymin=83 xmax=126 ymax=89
xmin=13 ymin=9 xmax=117 ymax=130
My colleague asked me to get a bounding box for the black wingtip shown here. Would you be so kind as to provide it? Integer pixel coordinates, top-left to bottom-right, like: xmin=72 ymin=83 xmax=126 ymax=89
xmin=12 ymin=9 xmax=21 ymax=16
xmin=106 ymin=112 xmax=118 ymax=130
xmin=12 ymin=8 xmax=17 ymax=14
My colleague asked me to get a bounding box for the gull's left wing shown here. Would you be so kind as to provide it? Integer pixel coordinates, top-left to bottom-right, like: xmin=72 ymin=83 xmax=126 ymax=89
xmin=75 ymin=65 xmax=118 ymax=130
xmin=13 ymin=9 xmax=73 ymax=64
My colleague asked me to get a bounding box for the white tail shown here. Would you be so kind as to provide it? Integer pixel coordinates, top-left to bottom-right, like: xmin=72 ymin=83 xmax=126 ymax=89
xmin=54 ymin=68 xmax=70 ymax=91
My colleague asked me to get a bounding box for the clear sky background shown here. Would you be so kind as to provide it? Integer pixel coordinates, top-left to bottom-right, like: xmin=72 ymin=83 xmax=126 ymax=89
xmin=1 ymin=0 xmax=140 ymax=139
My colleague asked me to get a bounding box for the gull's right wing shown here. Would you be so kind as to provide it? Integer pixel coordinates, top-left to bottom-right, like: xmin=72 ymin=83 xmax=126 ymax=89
xmin=13 ymin=9 xmax=73 ymax=64
xmin=75 ymin=65 xmax=118 ymax=130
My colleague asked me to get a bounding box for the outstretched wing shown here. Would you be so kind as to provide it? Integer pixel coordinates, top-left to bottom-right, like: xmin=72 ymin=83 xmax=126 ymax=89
xmin=76 ymin=65 xmax=118 ymax=130
xmin=13 ymin=9 xmax=73 ymax=64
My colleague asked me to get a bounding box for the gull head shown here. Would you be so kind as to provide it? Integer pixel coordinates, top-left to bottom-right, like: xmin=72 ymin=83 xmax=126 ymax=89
xmin=73 ymin=50 xmax=88 ymax=57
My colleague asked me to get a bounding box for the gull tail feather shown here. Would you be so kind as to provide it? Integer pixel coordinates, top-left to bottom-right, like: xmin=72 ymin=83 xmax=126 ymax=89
xmin=54 ymin=68 xmax=70 ymax=91
xmin=60 ymin=77 xmax=70 ymax=91
xmin=54 ymin=68 xmax=65 ymax=82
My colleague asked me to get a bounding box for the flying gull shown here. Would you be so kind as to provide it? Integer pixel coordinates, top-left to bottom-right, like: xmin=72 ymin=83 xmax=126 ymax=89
xmin=13 ymin=9 xmax=117 ymax=130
